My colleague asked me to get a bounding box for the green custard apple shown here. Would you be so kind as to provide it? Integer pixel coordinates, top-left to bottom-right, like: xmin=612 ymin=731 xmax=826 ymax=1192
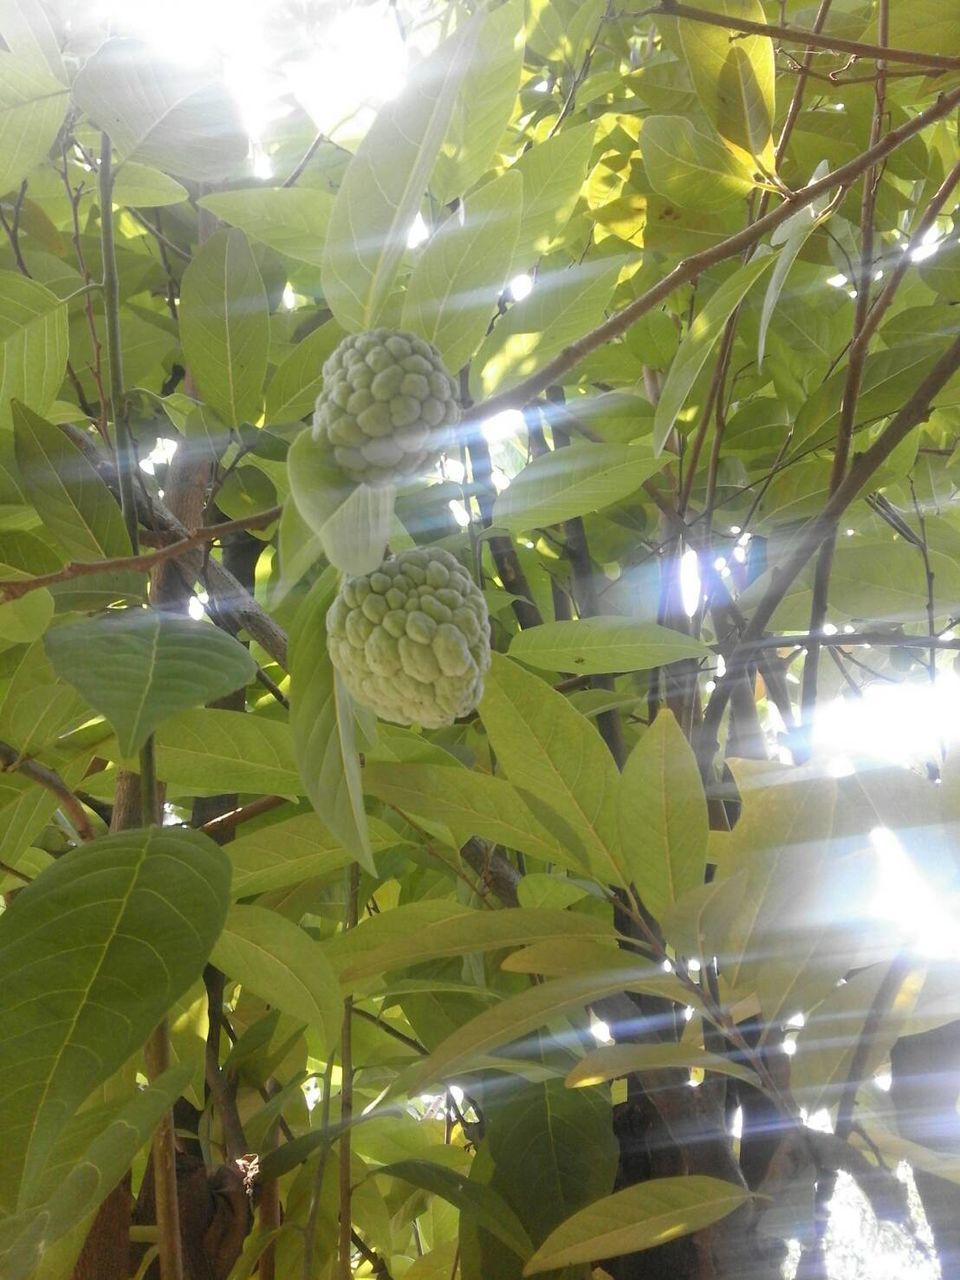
xmin=327 ymin=546 xmax=490 ymax=727
xmin=313 ymin=329 xmax=460 ymax=485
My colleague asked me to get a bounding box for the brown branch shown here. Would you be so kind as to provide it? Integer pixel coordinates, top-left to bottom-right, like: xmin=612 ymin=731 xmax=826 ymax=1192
xmin=199 ymin=794 xmax=288 ymax=838
xmin=0 ymin=741 xmax=95 ymax=842
xmin=801 ymin=0 xmax=889 ymax=724
xmin=656 ymin=2 xmax=960 ymax=72
xmin=700 ymin=334 xmax=960 ymax=769
xmin=0 ymin=507 xmax=282 ymax=604
xmin=469 ymin=83 xmax=960 ymax=424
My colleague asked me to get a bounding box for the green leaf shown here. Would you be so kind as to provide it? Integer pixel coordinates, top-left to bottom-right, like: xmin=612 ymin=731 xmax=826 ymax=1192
xmin=510 ymin=123 xmax=596 ymax=267
xmin=265 ymin=321 xmax=346 ymax=423
xmin=200 ymin=188 xmax=335 ymax=267
xmin=0 ymin=273 xmax=68 ymax=430
xmin=676 ymin=0 xmax=776 ymax=169
xmin=0 ymin=1066 xmax=190 ymax=1280
xmin=228 ymin=813 xmax=402 ymax=898
xmin=286 ymin=429 xmax=393 ymax=575
xmin=0 ymin=0 xmax=68 ymax=202
xmin=653 ymin=254 xmax=773 ymax=454
xmin=566 ymin=1042 xmax=760 ymax=1088
xmin=618 ymin=710 xmax=708 ymax=923
xmin=641 ymin=114 xmax=756 ymax=212
xmin=178 ymin=227 xmax=269 ymax=425
xmin=758 ymin=162 xmax=831 ymax=368
xmin=477 ymin=257 xmax=622 ymax=398
xmin=374 ymin=1161 xmax=533 ymax=1260
xmin=336 ymin=906 xmax=617 ymax=982
xmin=493 ymin=442 xmax=665 ymax=532
xmin=149 ymin=708 xmax=301 ymax=796
xmin=44 ymin=611 xmax=257 ymax=755
xmin=110 ymin=161 xmax=188 ymax=207
xmin=431 ymin=0 xmax=525 ymax=202
xmin=919 ymin=236 xmax=960 ymax=302
xmin=362 ymin=760 xmax=585 ymax=871
xmin=522 ymin=1176 xmax=753 ymax=1273
xmin=402 ymin=170 xmax=522 ymax=374
xmin=0 ymin=827 xmax=229 ymax=1212
xmin=480 ymin=653 xmax=626 ymax=886
xmin=321 ymin=16 xmax=480 ymax=331
xmin=72 ymin=37 xmax=247 ymax=180
xmin=0 ymin=565 xmax=52 ymax=643
xmin=289 ymin=574 xmax=373 ymax=871
xmin=510 ymin=618 xmax=711 ymax=674
xmin=211 ymin=904 xmax=342 ymax=1054
xmin=393 ymin=968 xmax=688 ymax=1097
xmin=13 ymin=402 xmax=130 ymax=560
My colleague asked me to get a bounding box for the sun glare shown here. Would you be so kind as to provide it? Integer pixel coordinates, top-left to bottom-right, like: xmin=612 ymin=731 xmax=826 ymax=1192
xmin=95 ymin=0 xmax=410 ymax=148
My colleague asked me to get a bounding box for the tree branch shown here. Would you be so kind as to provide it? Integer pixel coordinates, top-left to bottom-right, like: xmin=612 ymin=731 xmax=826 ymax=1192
xmin=0 ymin=741 xmax=95 ymax=842
xmin=468 ymin=84 xmax=960 ymax=424
xmin=655 ymin=2 xmax=960 ymax=72
xmin=0 ymin=507 xmax=282 ymax=603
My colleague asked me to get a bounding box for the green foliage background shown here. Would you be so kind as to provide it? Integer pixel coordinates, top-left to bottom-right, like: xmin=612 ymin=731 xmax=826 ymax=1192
xmin=0 ymin=1 xmax=958 ymax=1277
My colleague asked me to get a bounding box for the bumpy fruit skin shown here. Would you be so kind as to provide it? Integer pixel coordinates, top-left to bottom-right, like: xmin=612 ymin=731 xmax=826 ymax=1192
xmin=312 ymin=329 xmax=460 ymax=486
xmin=327 ymin=547 xmax=490 ymax=728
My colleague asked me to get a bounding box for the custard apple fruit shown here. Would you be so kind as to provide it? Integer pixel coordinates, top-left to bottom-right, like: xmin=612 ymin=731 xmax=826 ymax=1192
xmin=312 ymin=329 xmax=460 ymax=486
xmin=327 ymin=547 xmax=490 ymax=727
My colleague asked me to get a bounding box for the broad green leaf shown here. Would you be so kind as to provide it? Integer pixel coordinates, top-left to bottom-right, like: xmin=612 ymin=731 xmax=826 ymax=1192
xmin=362 ymin=760 xmax=586 ymax=872
xmin=471 ymin=1077 xmax=617 ymax=1278
xmin=211 ymin=904 xmax=342 ymax=1053
xmin=289 ymin=573 xmax=373 ymax=870
xmin=374 ymin=1161 xmax=533 ymax=1260
xmin=0 ymin=827 xmax=229 ymax=1212
xmin=480 ymin=654 xmax=626 ymax=886
xmin=510 ymin=618 xmax=711 ymax=674
xmin=336 ymin=906 xmax=617 ymax=982
xmin=619 ymin=710 xmax=708 ymax=923
xmin=757 ymin=162 xmax=831 ymax=368
xmin=393 ymin=967 xmax=688 ymax=1097
xmin=0 ymin=0 xmax=68 ymax=202
xmin=522 ymin=1176 xmax=753 ymax=1273
xmin=566 ymin=1042 xmax=760 ymax=1088
xmin=286 ymin=429 xmax=393 ymax=575
xmin=228 ymin=813 xmax=403 ymax=898
xmin=790 ymin=961 xmax=921 ymax=1116
xmin=920 ymin=237 xmax=960 ymax=303
xmin=273 ymin=499 xmax=325 ymax=604
xmin=13 ymin=403 xmax=130 ymax=561
xmin=320 ymin=478 xmax=396 ymax=577
xmin=148 ymin=708 xmax=302 ymax=796
xmin=677 ymin=0 xmax=776 ymax=169
xmin=178 ymin=227 xmax=269 ymax=425
xmin=44 ymin=611 xmax=257 ymax=755
xmin=431 ymin=0 xmax=525 ymax=202
xmin=200 ymin=188 xmax=335 ymax=267
xmin=516 ymin=874 xmax=591 ymax=911
xmin=493 ymin=442 xmax=665 ymax=532
xmin=0 ymin=1066 xmax=190 ymax=1280
xmin=0 ymin=273 xmax=68 ymax=430
xmin=0 ymin=638 xmax=87 ymax=757
xmin=641 ymin=115 xmax=756 ymax=213
xmin=321 ymin=16 xmax=480 ymax=331
xmin=653 ymin=254 xmax=773 ymax=454
xmin=477 ymin=256 xmax=622 ymax=397
xmin=0 ymin=566 xmax=51 ymax=643
xmin=500 ymin=938 xmax=624 ymax=977
xmin=510 ymin=123 xmax=596 ymax=267
xmin=72 ymin=37 xmax=247 ymax=180
xmin=402 ymin=170 xmax=522 ymax=373
xmin=265 ymin=321 xmax=346 ymax=423
xmin=111 ymin=161 xmax=187 ymax=207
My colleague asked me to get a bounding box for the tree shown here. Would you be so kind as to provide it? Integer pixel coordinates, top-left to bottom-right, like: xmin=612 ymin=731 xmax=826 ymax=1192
xmin=0 ymin=0 xmax=958 ymax=1277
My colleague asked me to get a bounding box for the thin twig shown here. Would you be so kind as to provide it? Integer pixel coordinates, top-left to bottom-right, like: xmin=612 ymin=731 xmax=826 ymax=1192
xmin=0 ymin=741 xmax=96 ymax=842
xmin=650 ymin=2 xmax=960 ymax=71
xmin=0 ymin=505 xmax=281 ymax=603
xmin=339 ymin=864 xmax=360 ymax=1280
